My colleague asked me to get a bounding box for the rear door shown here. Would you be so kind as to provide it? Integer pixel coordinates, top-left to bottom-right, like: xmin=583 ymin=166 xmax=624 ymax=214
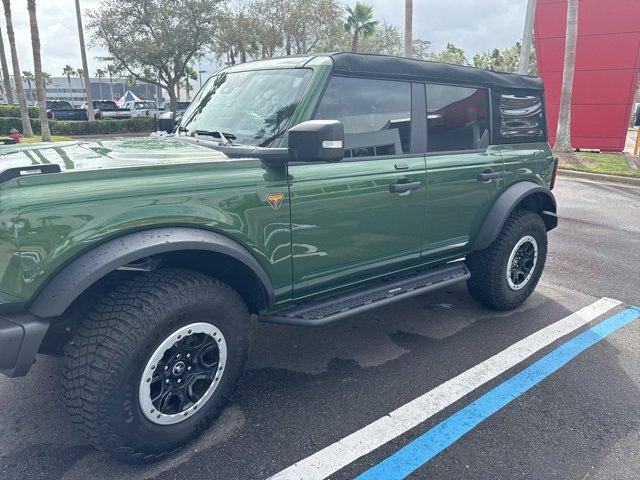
xmin=288 ymin=76 xmax=428 ymax=300
xmin=422 ymin=83 xmax=504 ymax=260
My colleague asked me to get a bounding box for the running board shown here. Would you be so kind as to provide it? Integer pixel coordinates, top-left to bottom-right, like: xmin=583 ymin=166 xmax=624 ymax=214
xmin=261 ymin=262 xmax=470 ymax=326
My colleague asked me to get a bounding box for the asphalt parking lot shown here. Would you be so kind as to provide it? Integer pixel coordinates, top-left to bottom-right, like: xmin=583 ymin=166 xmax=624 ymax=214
xmin=1 ymin=175 xmax=639 ymax=480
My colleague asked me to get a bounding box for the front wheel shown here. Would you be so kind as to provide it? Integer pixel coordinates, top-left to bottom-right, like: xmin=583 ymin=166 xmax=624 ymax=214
xmin=62 ymin=268 xmax=249 ymax=463
xmin=466 ymin=210 xmax=548 ymax=310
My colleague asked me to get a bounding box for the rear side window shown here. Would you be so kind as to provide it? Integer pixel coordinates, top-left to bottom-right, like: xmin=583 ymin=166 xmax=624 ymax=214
xmin=426 ymin=84 xmax=489 ymax=153
xmin=497 ymin=93 xmax=545 ymax=141
xmin=315 ymin=76 xmax=411 ymax=157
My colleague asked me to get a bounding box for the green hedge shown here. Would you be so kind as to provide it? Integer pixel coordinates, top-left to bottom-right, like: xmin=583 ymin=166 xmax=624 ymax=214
xmin=0 ymin=117 xmax=156 ymax=136
xmin=0 ymin=104 xmax=39 ymax=118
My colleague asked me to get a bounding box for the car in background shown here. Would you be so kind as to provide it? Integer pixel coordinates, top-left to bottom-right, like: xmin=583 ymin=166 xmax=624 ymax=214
xmin=122 ymin=100 xmax=160 ymax=118
xmin=82 ymin=100 xmax=131 ymax=120
xmin=159 ymin=101 xmax=190 ymax=114
xmin=46 ymin=100 xmax=88 ymax=121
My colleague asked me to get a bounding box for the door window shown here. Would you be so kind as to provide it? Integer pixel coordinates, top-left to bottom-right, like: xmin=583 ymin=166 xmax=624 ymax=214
xmin=426 ymin=84 xmax=489 ymax=153
xmin=315 ymin=76 xmax=412 ymax=157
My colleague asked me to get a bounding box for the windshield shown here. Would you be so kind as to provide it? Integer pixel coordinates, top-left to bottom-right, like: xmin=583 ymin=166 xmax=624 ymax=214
xmin=179 ymin=68 xmax=312 ymax=147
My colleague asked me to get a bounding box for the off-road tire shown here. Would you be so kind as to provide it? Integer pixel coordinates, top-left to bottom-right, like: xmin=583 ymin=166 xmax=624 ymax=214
xmin=62 ymin=268 xmax=249 ymax=463
xmin=466 ymin=209 xmax=547 ymax=310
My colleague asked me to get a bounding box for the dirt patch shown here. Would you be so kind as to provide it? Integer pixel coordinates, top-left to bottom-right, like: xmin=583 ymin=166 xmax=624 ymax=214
xmin=553 ymin=150 xmax=584 ymax=166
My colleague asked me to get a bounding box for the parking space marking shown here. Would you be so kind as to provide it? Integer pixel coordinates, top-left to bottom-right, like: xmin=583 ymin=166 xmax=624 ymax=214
xmin=268 ymin=297 xmax=622 ymax=480
xmin=356 ymin=306 xmax=640 ymax=479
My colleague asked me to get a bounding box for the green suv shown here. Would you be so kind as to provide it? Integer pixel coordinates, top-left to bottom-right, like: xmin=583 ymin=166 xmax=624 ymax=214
xmin=0 ymin=53 xmax=557 ymax=462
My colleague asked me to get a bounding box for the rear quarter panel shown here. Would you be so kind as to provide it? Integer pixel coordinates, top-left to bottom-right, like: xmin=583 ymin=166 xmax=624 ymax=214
xmin=498 ymin=142 xmax=556 ymax=189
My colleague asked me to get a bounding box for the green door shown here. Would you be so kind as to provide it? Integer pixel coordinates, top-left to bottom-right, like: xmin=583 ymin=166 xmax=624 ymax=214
xmin=422 ymin=83 xmax=504 ymax=260
xmin=288 ymin=76 xmax=427 ymax=300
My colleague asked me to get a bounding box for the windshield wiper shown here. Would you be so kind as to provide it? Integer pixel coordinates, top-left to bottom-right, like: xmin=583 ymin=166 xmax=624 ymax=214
xmin=177 ymin=126 xmax=237 ymax=146
xmin=189 ymin=129 xmax=237 ymax=146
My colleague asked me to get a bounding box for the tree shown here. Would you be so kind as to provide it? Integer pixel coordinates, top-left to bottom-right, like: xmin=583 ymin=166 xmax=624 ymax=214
xmin=95 ymin=68 xmax=106 ymax=99
xmin=412 ymin=39 xmax=433 ymax=60
xmin=214 ymin=4 xmax=259 ymax=65
xmin=181 ymin=66 xmax=198 ymax=100
xmin=22 ymin=71 xmax=34 ymax=102
xmin=2 ymin=0 xmax=33 ymax=136
xmin=518 ymin=0 xmax=537 ymax=75
xmin=473 ymin=42 xmax=537 ymax=75
xmin=404 ymin=0 xmax=412 ymax=58
xmin=359 ymin=21 xmax=402 ymax=56
xmin=27 ymin=0 xmax=51 ymax=141
xmin=106 ymin=63 xmax=120 ymax=100
xmin=431 ymin=43 xmax=468 ymax=65
xmin=88 ymin=0 xmax=222 ymax=113
xmin=0 ymin=26 xmax=12 ymax=103
xmin=555 ymin=0 xmax=578 ymax=152
xmin=63 ymin=65 xmax=75 ymax=105
xmin=76 ymin=0 xmax=95 ymax=120
xmin=345 ymin=2 xmax=378 ymax=53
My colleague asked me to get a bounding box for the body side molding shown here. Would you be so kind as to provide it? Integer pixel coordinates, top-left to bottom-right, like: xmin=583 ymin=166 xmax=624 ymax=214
xmin=471 ymin=181 xmax=557 ymax=252
xmin=29 ymin=227 xmax=275 ymax=318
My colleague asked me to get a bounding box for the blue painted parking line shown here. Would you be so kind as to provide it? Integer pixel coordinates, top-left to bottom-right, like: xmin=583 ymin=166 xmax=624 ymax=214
xmin=356 ymin=306 xmax=640 ymax=480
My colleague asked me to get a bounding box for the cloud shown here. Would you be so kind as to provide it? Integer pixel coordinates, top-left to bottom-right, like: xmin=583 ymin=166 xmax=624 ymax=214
xmin=3 ymin=0 xmax=527 ymax=78
xmin=368 ymin=0 xmax=527 ymax=56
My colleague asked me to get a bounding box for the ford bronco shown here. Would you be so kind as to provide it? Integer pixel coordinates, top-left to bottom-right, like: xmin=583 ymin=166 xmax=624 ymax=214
xmin=0 ymin=53 xmax=557 ymax=462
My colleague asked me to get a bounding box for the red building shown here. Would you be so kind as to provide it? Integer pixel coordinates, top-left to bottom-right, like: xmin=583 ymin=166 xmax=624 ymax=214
xmin=535 ymin=0 xmax=640 ymax=151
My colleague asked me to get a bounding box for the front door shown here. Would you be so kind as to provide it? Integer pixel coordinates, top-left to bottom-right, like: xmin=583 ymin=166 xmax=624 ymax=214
xmin=422 ymin=83 xmax=504 ymax=260
xmin=288 ymin=76 xmax=427 ymax=300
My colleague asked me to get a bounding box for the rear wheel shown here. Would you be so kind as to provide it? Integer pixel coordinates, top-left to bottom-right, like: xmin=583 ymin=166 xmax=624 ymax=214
xmin=466 ymin=210 xmax=547 ymax=310
xmin=62 ymin=268 xmax=249 ymax=463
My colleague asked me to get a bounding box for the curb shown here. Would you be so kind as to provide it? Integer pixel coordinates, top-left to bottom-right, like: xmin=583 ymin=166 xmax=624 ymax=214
xmin=558 ymin=168 xmax=640 ymax=187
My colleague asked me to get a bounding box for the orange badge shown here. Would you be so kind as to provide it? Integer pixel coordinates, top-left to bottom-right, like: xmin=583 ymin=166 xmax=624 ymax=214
xmin=266 ymin=193 xmax=285 ymax=210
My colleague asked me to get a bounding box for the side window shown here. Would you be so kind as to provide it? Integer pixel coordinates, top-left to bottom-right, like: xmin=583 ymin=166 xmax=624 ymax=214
xmin=426 ymin=84 xmax=489 ymax=153
xmin=315 ymin=76 xmax=411 ymax=157
xmin=498 ymin=93 xmax=545 ymax=140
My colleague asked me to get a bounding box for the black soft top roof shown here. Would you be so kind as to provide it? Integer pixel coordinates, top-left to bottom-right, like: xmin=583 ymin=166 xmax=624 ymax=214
xmin=328 ymin=52 xmax=544 ymax=91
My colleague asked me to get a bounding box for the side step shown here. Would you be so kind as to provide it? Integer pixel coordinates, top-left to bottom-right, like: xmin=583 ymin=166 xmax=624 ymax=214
xmin=261 ymin=262 xmax=470 ymax=326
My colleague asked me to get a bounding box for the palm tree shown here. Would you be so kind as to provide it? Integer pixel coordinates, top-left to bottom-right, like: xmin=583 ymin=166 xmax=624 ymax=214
xmin=518 ymin=0 xmax=537 ymax=75
xmin=62 ymin=65 xmax=75 ymax=105
xmin=75 ymin=0 xmax=95 ymax=120
xmin=555 ymin=0 xmax=578 ymax=152
xmin=0 ymin=26 xmax=12 ymax=103
xmin=404 ymin=0 xmax=413 ymax=58
xmin=95 ymin=68 xmax=106 ymax=99
xmin=27 ymin=0 xmax=51 ymax=141
xmin=2 ymin=0 xmax=33 ymax=136
xmin=22 ymin=71 xmax=35 ymax=102
xmin=345 ymin=2 xmax=378 ymax=53
xmin=106 ymin=64 xmax=119 ymax=100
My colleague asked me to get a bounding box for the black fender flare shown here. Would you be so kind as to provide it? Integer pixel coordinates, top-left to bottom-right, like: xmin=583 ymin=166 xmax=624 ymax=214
xmin=29 ymin=227 xmax=275 ymax=318
xmin=471 ymin=181 xmax=557 ymax=251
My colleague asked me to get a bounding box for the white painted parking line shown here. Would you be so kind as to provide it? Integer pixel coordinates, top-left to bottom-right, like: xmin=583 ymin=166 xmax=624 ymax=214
xmin=268 ymin=297 xmax=622 ymax=480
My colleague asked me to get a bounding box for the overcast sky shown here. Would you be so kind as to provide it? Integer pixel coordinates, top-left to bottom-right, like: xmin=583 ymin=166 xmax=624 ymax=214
xmin=4 ymin=0 xmax=528 ymax=78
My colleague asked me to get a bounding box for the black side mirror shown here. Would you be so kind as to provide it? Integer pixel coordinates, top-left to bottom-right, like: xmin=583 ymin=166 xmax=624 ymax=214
xmin=288 ymin=120 xmax=344 ymax=163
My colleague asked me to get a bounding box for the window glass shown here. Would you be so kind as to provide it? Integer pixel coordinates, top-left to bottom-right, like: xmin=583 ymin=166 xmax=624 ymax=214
xmin=179 ymin=69 xmax=312 ymax=147
xmin=315 ymin=76 xmax=411 ymax=156
xmin=426 ymin=84 xmax=489 ymax=152
xmin=499 ymin=94 xmax=544 ymax=139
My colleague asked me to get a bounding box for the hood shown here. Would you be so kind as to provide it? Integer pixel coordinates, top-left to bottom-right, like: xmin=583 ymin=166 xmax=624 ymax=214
xmin=0 ymin=136 xmax=232 ymax=173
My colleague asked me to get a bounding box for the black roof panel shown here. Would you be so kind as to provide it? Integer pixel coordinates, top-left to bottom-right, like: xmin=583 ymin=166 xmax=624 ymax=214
xmin=329 ymin=52 xmax=544 ymax=91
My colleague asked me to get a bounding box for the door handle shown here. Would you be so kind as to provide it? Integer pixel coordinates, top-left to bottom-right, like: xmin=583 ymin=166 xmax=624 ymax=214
xmin=476 ymin=170 xmax=504 ymax=182
xmin=389 ymin=180 xmax=422 ymax=193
